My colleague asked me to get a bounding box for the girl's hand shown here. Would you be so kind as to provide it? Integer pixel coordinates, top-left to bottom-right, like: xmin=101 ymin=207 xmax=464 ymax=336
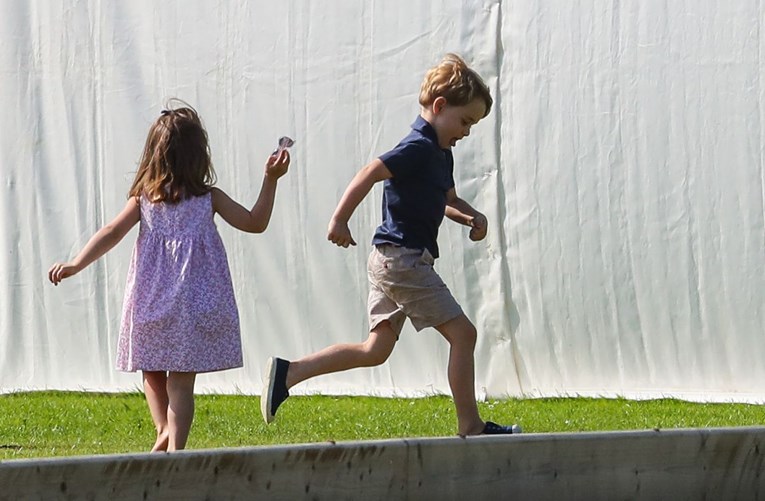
xmin=327 ymin=218 xmax=357 ymax=248
xmin=266 ymin=149 xmax=290 ymax=179
xmin=48 ymin=262 xmax=81 ymax=285
xmin=469 ymin=213 xmax=488 ymax=241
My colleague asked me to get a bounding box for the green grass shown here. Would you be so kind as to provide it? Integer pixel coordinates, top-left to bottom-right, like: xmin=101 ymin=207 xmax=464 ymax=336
xmin=1 ymin=392 xmax=763 ymax=460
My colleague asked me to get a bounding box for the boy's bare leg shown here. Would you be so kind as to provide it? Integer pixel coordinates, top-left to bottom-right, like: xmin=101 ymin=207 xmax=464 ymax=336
xmin=286 ymin=322 xmax=397 ymax=389
xmin=435 ymin=314 xmax=485 ymax=436
xmin=166 ymin=372 xmax=197 ymax=451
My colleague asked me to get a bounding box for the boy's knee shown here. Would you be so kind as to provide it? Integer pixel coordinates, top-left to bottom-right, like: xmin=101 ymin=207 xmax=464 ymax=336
xmin=464 ymin=324 xmax=477 ymax=346
xmin=360 ymin=340 xmax=393 ymax=366
xmin=363 ymin=346 xmax=390 ymax=367
xmin=450 ymin=322 xmax=477 ymax=349
xmin=438 ymin=315 xmax=478 ymax=348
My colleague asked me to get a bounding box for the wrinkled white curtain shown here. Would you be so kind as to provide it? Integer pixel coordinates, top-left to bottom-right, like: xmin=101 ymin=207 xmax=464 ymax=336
xmin=2 ymin=0 xmax=763 ymax=402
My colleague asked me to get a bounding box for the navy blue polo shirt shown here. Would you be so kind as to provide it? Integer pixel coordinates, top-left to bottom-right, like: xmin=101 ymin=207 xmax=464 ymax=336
xmin=371 ymin=116 xmax=454 ymax=259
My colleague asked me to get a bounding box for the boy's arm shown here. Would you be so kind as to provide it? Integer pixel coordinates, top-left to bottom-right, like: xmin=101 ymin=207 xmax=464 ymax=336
xmin=212 ymin=150 xmax=290 ymax=233
xmin=328 ymin=158 xmax=392 ymax=248
xmin=48 ymin=197 xmax=141 ymax=285
xmin=445 ymin=188 xmax=488 ymax=241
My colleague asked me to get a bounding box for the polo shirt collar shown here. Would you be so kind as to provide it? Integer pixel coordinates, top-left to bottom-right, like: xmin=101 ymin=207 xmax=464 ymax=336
xmin=411 ymin=115 xmax=440 ymax=145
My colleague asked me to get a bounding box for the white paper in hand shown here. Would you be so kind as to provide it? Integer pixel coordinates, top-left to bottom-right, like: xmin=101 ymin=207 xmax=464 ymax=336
xmin=273 ymin=136 xmax=295 ymax=156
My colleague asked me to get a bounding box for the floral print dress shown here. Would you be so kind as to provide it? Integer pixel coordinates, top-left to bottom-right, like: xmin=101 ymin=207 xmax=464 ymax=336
xmin=116 ymin=192 xmax=242 ymax=373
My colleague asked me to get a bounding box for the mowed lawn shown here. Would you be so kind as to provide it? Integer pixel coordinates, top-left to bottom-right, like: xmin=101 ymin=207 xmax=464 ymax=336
xmin=1 ymin=391 xmax=764 ymax=460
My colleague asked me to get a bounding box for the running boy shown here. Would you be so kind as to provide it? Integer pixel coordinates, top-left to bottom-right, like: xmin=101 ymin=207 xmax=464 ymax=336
xmin=262 ymin=53 xmax=520 ymax=436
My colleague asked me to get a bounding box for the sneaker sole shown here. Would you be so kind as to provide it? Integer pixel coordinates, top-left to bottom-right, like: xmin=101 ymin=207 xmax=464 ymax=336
xmin=261 ymin=357 xmax=278 ymax=424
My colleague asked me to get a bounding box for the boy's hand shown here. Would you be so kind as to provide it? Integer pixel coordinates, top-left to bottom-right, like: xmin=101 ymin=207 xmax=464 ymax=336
xmin=48 ymin=262 xmax=80 ymax=285
xmin=265 ymin=150 xmax=290 ymax=179
xmin=469 ymin=213 xmax=488 ymax=241
xmin=327 ymin=218 xmax=357 ymax=248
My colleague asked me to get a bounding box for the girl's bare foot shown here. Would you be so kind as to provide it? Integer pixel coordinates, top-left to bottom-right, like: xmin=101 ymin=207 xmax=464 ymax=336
xmin=151 ymin=430 xmax=169 ymax=452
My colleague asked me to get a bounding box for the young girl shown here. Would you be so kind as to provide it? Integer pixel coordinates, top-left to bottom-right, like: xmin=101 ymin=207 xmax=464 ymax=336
xmin=48 ymin=102 xmax=290 ymax=452
xmin=262 ymin=54 xmax=521 ymax=436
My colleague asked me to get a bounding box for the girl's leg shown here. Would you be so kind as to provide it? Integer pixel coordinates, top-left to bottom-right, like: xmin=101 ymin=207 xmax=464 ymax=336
xmin=143 ymin=371 xmax=170 ymax=452
xmin=165 ymin=371 xmax=197 ymax=451
xmin=435 ymin=314 xmax=485 ymax=436
xmin=286 ymin=322 xmax=397 ymax=388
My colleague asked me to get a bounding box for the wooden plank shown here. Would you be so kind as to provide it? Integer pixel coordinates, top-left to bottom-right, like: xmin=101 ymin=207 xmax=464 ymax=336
xmin=1 ymin=427 xmax=764 ymax=500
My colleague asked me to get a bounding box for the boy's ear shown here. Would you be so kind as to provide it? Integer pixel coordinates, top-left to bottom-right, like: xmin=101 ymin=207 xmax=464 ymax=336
xmin=432 ymin=96 xmax=448 ymax=114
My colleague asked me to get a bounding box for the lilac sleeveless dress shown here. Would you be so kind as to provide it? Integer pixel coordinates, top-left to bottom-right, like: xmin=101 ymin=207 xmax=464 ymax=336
xmin=116 ymin=192 xmax=243 ymax=373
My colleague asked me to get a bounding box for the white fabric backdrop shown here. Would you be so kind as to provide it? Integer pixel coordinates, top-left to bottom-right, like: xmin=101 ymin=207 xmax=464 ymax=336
xmin=2 ymin=0 xmax=763 ymax=402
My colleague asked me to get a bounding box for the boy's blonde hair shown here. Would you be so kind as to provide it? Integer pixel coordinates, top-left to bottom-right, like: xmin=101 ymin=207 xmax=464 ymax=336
xmin=129 ymin=100 xmax=216 ymax=203
xmin=419 ymin=53 xmax=492 ymax=117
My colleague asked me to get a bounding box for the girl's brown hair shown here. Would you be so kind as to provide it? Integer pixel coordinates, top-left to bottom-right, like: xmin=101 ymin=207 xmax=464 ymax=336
xmin=129 ymin=100 xmax=216 ymax=203
xmin=419 ymin=53 xmax=493 ymax=117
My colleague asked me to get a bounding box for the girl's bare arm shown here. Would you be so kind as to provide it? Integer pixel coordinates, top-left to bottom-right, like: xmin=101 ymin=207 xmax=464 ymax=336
xmin=212 ymin=151 xmax=290 ymax=233
xmin=48 ymin=198 xmax=141 ymax=285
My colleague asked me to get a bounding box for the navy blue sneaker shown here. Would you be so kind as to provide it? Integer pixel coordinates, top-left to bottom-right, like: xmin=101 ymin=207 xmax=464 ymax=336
xmin=482 ymin=421 xmax=522 ymax=435
xmin=261 ymin=357 xmax=290 ymax=424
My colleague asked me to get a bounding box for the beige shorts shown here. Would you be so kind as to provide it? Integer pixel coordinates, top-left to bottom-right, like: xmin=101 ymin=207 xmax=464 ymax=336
xmin=367 ymin=244 xmax=463 ymax=337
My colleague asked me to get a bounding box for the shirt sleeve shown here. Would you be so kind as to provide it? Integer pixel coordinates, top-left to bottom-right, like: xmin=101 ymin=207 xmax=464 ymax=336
xmin=378 ymin=141 xmax=429 ymax=179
